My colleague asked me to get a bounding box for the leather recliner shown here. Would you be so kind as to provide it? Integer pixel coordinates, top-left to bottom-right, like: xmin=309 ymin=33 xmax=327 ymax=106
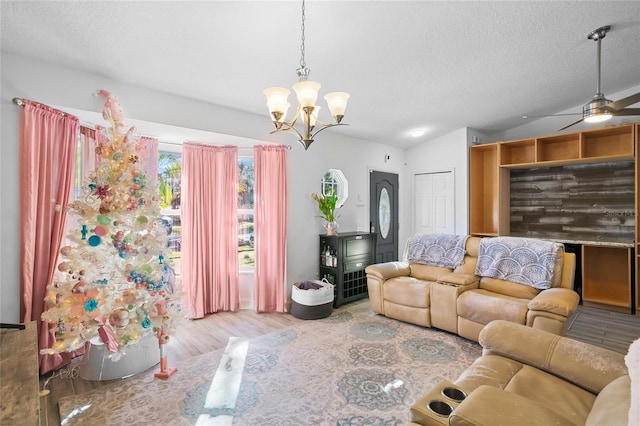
xmin=410 ymin=320 xmax=632 ymax=426
xmin=365 ymin=236 xmax=579 ymax=341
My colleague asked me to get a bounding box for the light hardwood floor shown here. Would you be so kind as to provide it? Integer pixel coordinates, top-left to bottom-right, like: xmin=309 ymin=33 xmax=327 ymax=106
xmin=40 ymin=300 xmax=640 ymax=426
xmin=565 ymin=304 xmax=640 ymax=354
xmin=40 ymin=303 xmax=311 ymax=426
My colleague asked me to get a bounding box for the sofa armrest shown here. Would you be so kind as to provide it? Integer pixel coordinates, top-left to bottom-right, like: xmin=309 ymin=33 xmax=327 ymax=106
xmin=449 ymin=385 xmax=575 ymax=426
xmin=365 ymin=262 xmax=411 ymax=281
xmin=437 ymin=272 xmax=479 ymax=287
xmin=528 ymin=287 xmax=580 ymax=317
xmin=479 ymin=320 xmax=628 ymax=394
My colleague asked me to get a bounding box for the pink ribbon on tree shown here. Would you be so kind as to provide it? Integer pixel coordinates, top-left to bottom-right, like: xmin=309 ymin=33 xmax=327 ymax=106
xmin=95 ymin=317 xmax=120 ymax=353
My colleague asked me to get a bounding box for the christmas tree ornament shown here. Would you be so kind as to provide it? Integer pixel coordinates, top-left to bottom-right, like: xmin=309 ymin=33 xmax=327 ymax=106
xmin=154 ymin=323 xmax=177 ymax=379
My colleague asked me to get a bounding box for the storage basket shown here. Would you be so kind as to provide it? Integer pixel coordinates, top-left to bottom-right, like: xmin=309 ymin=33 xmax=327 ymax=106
xmin=291 ymin=279 xmax=334 ymax=319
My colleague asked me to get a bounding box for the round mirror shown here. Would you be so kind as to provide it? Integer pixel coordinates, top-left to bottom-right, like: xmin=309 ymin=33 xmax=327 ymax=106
xmin=321 ymin=169 xmax=348 ymax=208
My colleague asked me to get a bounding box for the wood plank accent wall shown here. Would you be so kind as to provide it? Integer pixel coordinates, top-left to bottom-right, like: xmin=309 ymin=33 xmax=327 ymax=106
xmin=510 ymin=161 xmax=635 ymax=243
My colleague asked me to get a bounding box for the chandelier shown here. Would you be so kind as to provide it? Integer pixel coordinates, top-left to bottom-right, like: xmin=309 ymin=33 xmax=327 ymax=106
xmin=263 ymin=0 xmax=350 ymax=150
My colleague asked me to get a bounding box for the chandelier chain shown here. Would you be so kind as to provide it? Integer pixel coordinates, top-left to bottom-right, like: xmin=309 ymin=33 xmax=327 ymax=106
xmin=299 ymin=0 xmax=306 ymax=69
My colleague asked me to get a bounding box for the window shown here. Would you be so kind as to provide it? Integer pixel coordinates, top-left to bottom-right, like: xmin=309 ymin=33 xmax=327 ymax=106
xmin=238 ymin=156 xmax=255 ymax=270
xmin=74 ymin=128 xmax=100 ymax=200
xmin=65 ymin=129 xmax=101 ymax=244
xmin=74 ymin=140 xmax=255 ymax=276
xmin=158 ymin=151 xmax=182 ymax=276
xmin=321 ymin=169 xmax=349 ymax=207
xmin=71 ymin=132 xmax=254 ymax=279
xmin=73 ymin=133 xmax=89 ymax=200
xmin=158 ymin=148 xmax=255 ymax=273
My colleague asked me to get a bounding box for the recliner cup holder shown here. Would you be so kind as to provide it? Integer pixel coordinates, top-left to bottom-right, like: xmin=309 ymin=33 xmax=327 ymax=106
xmin=426 ymin=399 xmax=453 ymax=417
xmin=441 ymin=386 xmax=467 ymax=402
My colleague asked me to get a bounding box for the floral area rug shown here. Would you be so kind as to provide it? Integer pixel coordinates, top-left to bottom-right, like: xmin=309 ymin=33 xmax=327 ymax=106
xmin=58 ymin=303 xmax=481 ymax=425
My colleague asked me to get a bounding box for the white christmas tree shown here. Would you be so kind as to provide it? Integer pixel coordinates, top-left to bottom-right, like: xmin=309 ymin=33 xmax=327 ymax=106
xmin=41 ymin=91 xmax=182 ymax=356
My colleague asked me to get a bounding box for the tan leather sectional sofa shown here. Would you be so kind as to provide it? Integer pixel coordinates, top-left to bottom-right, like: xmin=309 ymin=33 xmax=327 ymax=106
xmin=365 ymin=236 xmax=579 ymax=341
xmin=409 ymin=320 xmax=633 ymax=426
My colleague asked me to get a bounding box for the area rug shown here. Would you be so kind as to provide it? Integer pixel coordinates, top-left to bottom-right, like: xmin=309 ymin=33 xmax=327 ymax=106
xmin=58 ymin=303 xmax=482 ymax=425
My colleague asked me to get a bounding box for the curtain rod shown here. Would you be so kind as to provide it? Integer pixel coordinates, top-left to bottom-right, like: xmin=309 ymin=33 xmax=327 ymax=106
xmin=13 ymin=97 xmax=291 ymax=150
xmin=13 ymin=97 xmax=94 ymax=127
xmin=159 ymin=140 xmax=292 ymax=150
xmin=158 ymin=140 xmax=182 ymax=147
xmin=160 ymin=140 xmax=292 ymax=149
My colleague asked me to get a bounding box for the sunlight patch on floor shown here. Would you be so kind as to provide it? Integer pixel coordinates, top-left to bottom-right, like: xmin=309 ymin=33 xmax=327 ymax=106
xmin=60 ymin=404 xmax=92 ymax=425
xmin=194 ymin=337 xmax=249 ymax=424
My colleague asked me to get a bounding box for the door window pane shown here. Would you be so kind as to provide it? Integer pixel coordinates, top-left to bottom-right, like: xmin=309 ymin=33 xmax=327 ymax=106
xmin=379 ymin=187 xmax=391 ymax=239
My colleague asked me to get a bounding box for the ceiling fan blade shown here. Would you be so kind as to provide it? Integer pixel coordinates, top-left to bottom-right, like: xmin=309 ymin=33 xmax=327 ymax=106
xmin=522 ymin=113 xmax=582 ymax=119
xmin=604 ymin=92 xmax=640 ymax=111
xmin=558 ymin=117 xmax=585 ymax=131
xmin=611 ymin=108 xmax=640 ymax=116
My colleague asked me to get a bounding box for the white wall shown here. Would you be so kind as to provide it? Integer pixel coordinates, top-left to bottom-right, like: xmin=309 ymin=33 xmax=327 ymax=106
xmin=399 ymin=128 xmax=475 ymax=251
xmin=0 ymin=52 xmax=405 ymax=322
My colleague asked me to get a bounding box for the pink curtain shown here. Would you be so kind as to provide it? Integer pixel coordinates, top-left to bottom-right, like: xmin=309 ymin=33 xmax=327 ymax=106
xmin=254 ymin=145 xmax=288 ymax=312
xmin=19 ymin=100 xmax=80 ymax=374
xmin=181 ymin=143 xmax=239 ymax=318
xmin=79 ymin=126 xmax=105 ymax=181
xmin=140 ymin=136 xmax=159 ymax=188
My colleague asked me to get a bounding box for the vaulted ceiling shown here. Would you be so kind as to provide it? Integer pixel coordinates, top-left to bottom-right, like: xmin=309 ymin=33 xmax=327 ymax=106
xmin=2 ymin=1 xmax=640 ymax=148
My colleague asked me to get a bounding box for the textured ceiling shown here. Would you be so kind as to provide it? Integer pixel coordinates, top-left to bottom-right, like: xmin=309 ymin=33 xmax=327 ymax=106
xmin=2 ymin=1 xmax=640 ymax=148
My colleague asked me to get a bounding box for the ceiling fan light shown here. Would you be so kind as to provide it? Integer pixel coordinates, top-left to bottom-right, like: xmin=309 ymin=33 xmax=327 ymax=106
xmin=583 ymin=94 xmax=613 ymax=123
xmin=584 ymin=112 xmax=612 ymax=123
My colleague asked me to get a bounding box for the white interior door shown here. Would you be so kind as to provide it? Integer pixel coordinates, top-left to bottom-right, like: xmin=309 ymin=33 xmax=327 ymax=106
xmin=414 ymin=170 xmax=455 ymax=235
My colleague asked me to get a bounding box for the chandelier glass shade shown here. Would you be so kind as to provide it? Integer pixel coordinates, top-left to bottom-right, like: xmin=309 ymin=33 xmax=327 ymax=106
xmin=263 ymin=0 xmax=350 ymax=150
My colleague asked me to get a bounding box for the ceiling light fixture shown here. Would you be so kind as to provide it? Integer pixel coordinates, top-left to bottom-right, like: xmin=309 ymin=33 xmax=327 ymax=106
xmin=582 ymin=26 xmax=612 ymax=124
xmin=410 ymin=129 xmax=426 ymax=138
xmin=263 ymin=0 xmax=350 ymax=150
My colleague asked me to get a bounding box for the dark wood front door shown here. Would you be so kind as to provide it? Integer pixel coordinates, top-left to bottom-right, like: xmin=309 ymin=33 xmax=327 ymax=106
xmin=369 ymin=170 xmax=399 ymax=263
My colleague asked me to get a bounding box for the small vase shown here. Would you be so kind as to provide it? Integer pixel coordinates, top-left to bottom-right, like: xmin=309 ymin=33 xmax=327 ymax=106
xmin=325 ymin=221 xmax=338 ymax=236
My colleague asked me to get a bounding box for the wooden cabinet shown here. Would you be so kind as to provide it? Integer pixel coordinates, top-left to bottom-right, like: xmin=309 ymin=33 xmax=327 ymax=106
xmin=537 ymin=132 xmax=581 ymax=163
xmin=636 ymin=123 xmax=640 ymax=317
xmin=488 ymin=124 xmax=635 ymax=169
xmin=319 ymin=232 xmax=375 ymax=307
xmin=582 ymin=245 xmax=632 ymax=314
xmin=469 ymin=122 xmax=638 ymax=314
xmin=582 ymin=125 xmax=635 ymax=160
xmin=499 ymin=138 xmax=535 ymax=166
xmin=469 ymin=145 xmax=510 ymax=236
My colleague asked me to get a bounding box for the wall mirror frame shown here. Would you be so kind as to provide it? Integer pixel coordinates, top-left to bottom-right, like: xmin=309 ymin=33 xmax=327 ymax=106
xmin=321 ymin=169 xmax=349 ymax=208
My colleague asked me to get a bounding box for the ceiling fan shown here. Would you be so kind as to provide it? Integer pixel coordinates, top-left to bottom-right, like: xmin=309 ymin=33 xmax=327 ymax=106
xmin=523 ymin=25 xmax=640 ymax=131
